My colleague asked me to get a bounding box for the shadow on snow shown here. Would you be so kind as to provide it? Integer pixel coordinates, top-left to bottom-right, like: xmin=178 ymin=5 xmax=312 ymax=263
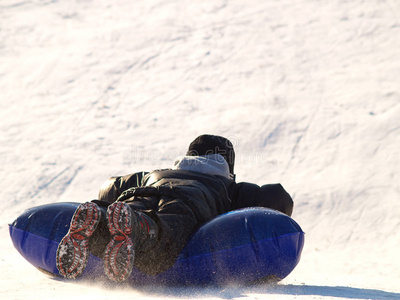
xmin=135 ymin=283 xmax=400 ymax=300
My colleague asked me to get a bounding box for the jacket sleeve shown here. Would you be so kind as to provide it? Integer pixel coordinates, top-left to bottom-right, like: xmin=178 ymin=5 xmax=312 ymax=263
xmin=98 ymin=172 xmax=149 ymax=203
xmin=232 ymin=182 xmax=293 ymax=216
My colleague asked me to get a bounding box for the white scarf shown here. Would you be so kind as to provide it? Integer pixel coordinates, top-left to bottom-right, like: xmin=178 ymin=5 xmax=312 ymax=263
xmin=173 ymin=154 xmax=230 ymax=179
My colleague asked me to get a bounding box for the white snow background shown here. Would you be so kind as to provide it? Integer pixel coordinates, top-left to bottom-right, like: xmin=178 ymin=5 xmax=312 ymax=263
xmin=1 ymin=0 xmax=399 ymax=299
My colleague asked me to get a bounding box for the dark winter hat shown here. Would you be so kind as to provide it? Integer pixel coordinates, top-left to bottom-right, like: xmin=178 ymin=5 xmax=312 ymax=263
xmin=186 ymin=134 xmax=235 ymax=174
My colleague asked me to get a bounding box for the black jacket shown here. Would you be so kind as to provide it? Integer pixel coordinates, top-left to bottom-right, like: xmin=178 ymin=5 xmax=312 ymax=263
xmin=98 ymin=169 xmax=293 ymax=217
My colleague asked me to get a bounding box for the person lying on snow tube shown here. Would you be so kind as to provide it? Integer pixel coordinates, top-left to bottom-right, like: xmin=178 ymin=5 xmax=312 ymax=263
xmin=56 ymin=134 xmax=293 ymax=282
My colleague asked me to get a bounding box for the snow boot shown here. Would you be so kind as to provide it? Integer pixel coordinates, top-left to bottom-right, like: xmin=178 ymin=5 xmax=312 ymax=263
xmin=103 ymin=202 xmax=158 ymax=282
xmin=56 ymin=202 xmax=103 ymax=279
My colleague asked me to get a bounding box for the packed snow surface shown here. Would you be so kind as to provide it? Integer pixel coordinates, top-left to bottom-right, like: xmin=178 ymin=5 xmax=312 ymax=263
xmin=1 ymin=0 xmax=399 ymax=299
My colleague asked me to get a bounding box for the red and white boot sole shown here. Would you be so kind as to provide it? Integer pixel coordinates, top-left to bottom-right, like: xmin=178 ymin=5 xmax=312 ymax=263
xmin=56 ymin=202 xmax=101 ymax=279
xmin=103 ymin=202 xmax=135 ymax=282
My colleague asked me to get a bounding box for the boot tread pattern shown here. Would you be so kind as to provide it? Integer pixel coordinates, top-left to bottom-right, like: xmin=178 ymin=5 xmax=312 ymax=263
xmin=104 ymin=202 xmax=135 ymax=282
xmin=56 ymin=202 xmax=101 ymax=279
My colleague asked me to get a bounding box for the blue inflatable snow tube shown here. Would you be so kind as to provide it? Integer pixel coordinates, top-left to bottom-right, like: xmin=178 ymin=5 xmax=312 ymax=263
xmin=9 ymin=202 xmax=304 ymax=285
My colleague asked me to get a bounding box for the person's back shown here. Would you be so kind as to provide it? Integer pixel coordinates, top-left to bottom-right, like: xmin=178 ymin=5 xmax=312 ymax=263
xmin=56 ymin=134 xmax=293 ymax=282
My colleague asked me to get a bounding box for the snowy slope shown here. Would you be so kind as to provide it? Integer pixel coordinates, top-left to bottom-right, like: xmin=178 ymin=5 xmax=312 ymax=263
xmin=1 ymin=0 xmax=400 ymax=299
